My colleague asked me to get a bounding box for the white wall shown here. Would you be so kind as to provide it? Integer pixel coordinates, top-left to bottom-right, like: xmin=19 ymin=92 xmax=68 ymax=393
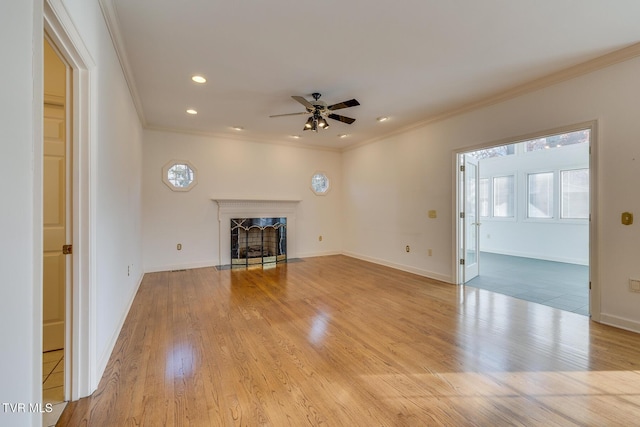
xmin=0 ymin=1 xmax=144 ymax=424
xmin=343 ymin=56 xmax=640 ymax=332
xmin=477 ymin=142 xmax=589 ymax=264
xmin=142 ymin=130 xmax=343 ymax=272
xmin=62 ymin=0 xmax=145 ymax=382
xmin=342 ymin=131 xmax=454 ymax=282
xmin=0 ymin=1 xmax=43 ymax=425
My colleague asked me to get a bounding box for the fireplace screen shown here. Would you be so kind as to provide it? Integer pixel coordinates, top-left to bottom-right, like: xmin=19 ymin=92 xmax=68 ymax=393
xmin=230 ymin=217 xmax=287 ymax=267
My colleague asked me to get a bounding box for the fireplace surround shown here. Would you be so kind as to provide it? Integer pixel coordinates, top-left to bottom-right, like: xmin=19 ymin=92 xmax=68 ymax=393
xmin=214 ymin=199 xmax=300 ymax=267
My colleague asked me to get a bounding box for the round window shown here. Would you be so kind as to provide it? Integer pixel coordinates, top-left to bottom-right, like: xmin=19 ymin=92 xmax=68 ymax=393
xmin=162 ymin=160 xmax=198 ymax=192
xmin=311 ymin=172 xmax=330 ymax=195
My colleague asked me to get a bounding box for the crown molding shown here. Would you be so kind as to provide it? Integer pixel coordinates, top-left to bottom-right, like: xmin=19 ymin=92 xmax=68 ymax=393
xmin=98 ymin=0 xmax=147 ymax=127
xmin=344 ymin=42 xmax=640 ymax=152
xmin=145 ymin=124 xmax=344 ymax=153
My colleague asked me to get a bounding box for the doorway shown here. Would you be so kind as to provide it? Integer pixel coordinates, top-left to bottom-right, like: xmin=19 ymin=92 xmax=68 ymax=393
xmin=43 ymin=36 xmax=70 ymax=417
xmin=43 ymin=0 xmax=97 ymax=403
xmin=456 ymin=125 xmax=593 ymax=315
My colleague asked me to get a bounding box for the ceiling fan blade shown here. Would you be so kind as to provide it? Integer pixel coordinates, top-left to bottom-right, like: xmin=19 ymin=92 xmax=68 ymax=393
xmin=269 ymin=112 xmax=309 ymax=118
xmin=292 ymin=96 xmax=314 ymax=110
xmin=328 ymin=113 xmax=356 ymax=124
xmin=327 ymin=99 xmax=360 ymax=111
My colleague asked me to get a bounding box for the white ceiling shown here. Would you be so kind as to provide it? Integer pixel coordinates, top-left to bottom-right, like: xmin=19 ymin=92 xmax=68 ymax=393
xmin=104 ymin=0 xmax=640 ymax=150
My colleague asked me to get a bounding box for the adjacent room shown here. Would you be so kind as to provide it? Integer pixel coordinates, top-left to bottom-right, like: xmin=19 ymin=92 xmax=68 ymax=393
xmin=462 ymin=128 xmax=590 ymax=315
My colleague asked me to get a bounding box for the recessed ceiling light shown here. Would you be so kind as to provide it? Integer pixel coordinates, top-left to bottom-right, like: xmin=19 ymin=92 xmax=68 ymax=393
xmin=290 ymin=135 xmax=301 ymax=139
xmin=338 ymin=134 xmax=348 ymax=138
xmin=186 ymin=109 xmax=198 ymax=115
xmin=191 ymin=75 xmax=206 ymax=84
xmin=232 ymin=126 xmax=244 ymax=131
xmin=376 ymin=116 xmax=389 ymax=122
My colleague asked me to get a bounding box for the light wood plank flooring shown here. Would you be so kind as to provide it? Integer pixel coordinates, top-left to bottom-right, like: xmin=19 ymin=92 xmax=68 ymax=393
xmin=58 ymin=255 xmax=640 ymax=426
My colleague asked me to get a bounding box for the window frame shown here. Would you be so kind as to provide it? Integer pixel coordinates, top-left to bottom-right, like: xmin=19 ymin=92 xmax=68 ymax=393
xmin=479 ymin=177 xmax=490 ymax=218
xmin=162 ymin=159 xmax=198 ymax=192
xmin=491 ymin=174 xmax=516 ymax=220
xmin=310 ymin=171 xmax=331 ymax=196
xmin=526 ymin=171 xmax=555 ymax=220
xmin=560 ymin=168 xmax=590 ymax=220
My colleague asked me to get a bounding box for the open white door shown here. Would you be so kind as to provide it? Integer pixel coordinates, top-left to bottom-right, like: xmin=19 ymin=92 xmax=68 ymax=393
xmin=43 ymin=101 xmax=68 ymax=352
xmin=462 ymin=154 xmax=480 ymax=282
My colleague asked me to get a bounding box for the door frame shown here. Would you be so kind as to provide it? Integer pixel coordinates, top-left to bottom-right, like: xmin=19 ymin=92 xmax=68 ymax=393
xmin=452 ymin=121 xmax=599 ymax=321
xmin=460 ymin=154 xmax=480 ymax=283
xmin=44 ymin=0 xmax=97 ymax=399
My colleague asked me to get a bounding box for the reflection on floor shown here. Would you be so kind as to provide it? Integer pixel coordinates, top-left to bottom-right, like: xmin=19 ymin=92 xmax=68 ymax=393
xmin=466 ymin=252 xmax=589 ymax=316
xmin=43 ymin=349 xmax=66 ymax=427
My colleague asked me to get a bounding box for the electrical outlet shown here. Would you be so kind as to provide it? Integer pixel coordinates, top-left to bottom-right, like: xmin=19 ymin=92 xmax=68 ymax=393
xmin=405 ymin=245 xmax=410 ymax=253
xmin=127 ymin=265 xmax=130 ymax=276
xmin=177 ymin=243 xmax=182 ymax=250
xmin=428 ymin=210 xmax=437 ymax=218
xmin=319 ymin=235 xmax=323 ymax=242
xmin=428 ymin=249 xmax=432 ymax=257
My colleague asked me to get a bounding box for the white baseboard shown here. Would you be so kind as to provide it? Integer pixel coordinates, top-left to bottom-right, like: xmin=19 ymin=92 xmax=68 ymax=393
xmin=482 ymin=249 xmax=588 ymax=266
xmin=144 ymin=260 xmax=216 ymax=273
xmin=296 ymin=250 xmax=342 ymax=259
xmin=95 ymin=272 xmax=144 ymax=385
xmin=599 ymin=313 xmax=640 ymax=334
xmin=342 ymin=251 xmax=453 ymax=284
xmin=143 ymin=254 xmax=344 ymax=273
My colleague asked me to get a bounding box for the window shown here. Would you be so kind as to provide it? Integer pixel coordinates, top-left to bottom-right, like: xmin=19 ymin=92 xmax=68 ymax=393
xmin=527 ymin=172 xmax=554 ymax=218
xmin=468 ymin=144 xmax=515 ymax=160
xmin=469 ymin=127 xmax=590 ymax=223
xmin=479 ymin=178 xmax=490 ymax=217
xmin=493 ymin=175 xmax=514 ymax=217
xmin=162 ymin=160 xmax=198 ymax=192
xmin=561 ymin=169 xmax=589 ymax=219
xmin=524 ymin=129 xmax=590 ymax=152
xmin=310 ymin=172 xmax=330 ymax=195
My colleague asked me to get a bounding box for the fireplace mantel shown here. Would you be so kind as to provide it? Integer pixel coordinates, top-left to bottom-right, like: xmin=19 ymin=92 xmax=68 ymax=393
xmin=213 ymin=199 xmax=301 ymax=266
xmin=214 ymin=199 xmax=300 ymax=215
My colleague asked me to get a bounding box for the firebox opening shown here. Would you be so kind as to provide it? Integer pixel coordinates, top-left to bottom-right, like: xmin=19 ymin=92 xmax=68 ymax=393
xmin=231 ymin=217 xmax=287 ymax=268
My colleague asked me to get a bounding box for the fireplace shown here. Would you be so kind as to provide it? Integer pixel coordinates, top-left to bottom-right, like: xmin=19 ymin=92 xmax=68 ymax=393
xmin=231 ymin=217 xmax=287 ymax=267
xmin=214 ymin=199 xmax=300 ymax=267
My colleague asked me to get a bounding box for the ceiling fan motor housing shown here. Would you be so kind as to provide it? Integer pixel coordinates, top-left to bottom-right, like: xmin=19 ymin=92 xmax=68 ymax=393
xmin=269 ymin=92 xmax=359 ymax=130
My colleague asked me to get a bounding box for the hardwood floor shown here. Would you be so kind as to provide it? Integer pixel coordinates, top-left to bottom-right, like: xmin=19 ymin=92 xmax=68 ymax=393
xmin=58 ymin=255 xmax=640 ymax=426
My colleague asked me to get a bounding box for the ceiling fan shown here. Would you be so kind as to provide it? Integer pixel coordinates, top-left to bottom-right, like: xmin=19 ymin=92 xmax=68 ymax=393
xmin=269 ymin=93 xmax=360 ymax=132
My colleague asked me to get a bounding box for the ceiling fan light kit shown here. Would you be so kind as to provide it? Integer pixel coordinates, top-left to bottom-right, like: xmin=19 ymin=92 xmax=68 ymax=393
xmin=270 ymin=92 xmax=360 ymax=133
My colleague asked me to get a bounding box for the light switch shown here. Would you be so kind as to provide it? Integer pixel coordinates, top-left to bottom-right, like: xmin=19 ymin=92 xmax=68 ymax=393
xmin=428 ymin=210 xmax=437 ymax=219
xmin=621 ymin=212 xmax=633 ymax=225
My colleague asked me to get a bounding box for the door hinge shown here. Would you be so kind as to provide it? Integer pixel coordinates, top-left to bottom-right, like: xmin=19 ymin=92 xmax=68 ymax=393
xmin=460 ymin=212 xmax=465 ymax=219
xmin=62 ymin=244 xmax=72 ymax=255
xmin=460 ymin=165 xmax=465 ymax=172
xmin=459 ymin=258 xmax=465 ymax=265
xmin=589 ymin=281 xmax=592 ymax=290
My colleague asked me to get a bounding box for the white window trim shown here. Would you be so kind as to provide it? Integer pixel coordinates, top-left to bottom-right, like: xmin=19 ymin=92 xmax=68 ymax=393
xmin=491 ymin=174 xmax=517 ymax=220
xmin=162 ymin=159 xmax=198 ymax=192
xmin=310 ymin=171 xmax=331 ymax=195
